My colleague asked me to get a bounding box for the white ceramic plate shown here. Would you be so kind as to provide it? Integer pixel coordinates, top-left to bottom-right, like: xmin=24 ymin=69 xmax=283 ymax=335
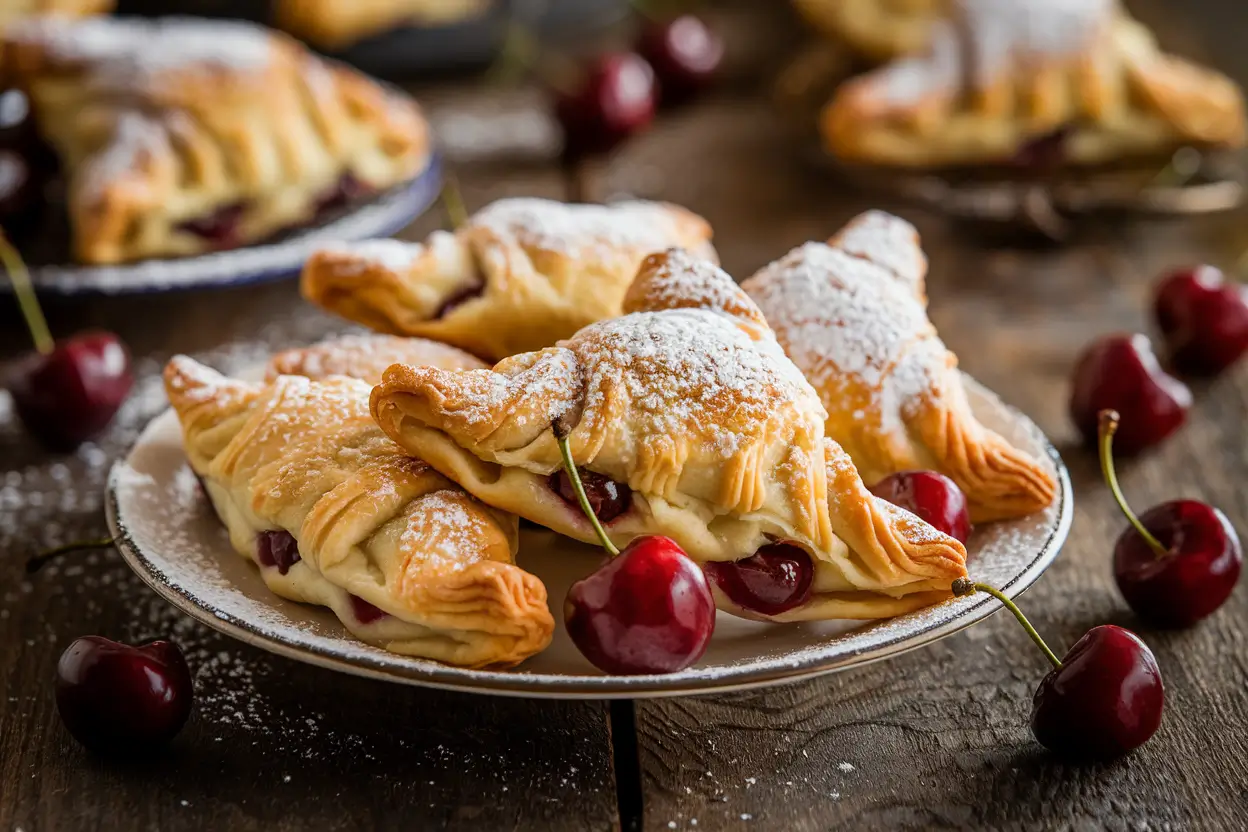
xmin=106 ymin=376 xmax=1070 ymax=699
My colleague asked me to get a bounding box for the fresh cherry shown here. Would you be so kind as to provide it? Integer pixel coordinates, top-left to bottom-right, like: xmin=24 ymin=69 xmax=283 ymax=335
xmin=55 ymin=636 xmax=193 ymax=755
xmin=638 ymin=15 xmax=724 ymax=106
xmin=869 ymin=471 xmax=972 ymax=543
xmin=703 ymin=542 xmax=813 ymax=616
xmin=565 ymin=534 xmax=715 ymax=675
xmin=1099 ymin=410 xmax=1242 ymax=627
xmin=1154 ymin=265 xmax=1248 ymax=376
xmin=1069 ymin=333 xmax=1191 ymax=455
xmin=554 ymin=424 xmax=714 ymax=674
xmin=8 ymin=330 xmax=134 ymax=451
xmin=549 ymin=467 xmax=632 ymax=524
xmin=952 ymin=581 xmax=1164 ymax=759
xmin=256 ymin=530 xmax=301 ymax=575
xmin=553 ymin=52 xmax=657 ymax=160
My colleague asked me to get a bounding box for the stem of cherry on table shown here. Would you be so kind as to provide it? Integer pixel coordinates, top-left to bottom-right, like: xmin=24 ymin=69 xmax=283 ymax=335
xmin=0 ymin=228 xmax=54 ymax=355
xmin=1098 ymin=409 xmax=1168 ymax=557
xmin=26 ymin=538 xmax=116 ymax=574
xmin=951 ymin=578 xmax=1062 ymax=669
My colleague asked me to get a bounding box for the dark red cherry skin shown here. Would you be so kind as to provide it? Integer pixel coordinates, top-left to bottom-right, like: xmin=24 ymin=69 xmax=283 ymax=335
xmin=553 ymin=52 xmax=657 ymax=160
xmin=1154 ymin=265 xmax=1248 ymax=376
xmin=565 ymin=535 xmax=715 ymax=675
xmin=55 ymin=637 xmax=193 ymax=755
xmin=1030 ymin=625 xmax=1164 ymax=759
xmin=256 ymin=530 xmax=301 ymax=575
xmin=549 ymin=468 xmax=632 ymax=524
xmin=1113 ymin=500 xmax=1242 ymax=628
xmin=638 ymin=15 xmax=724 ymax=106
xmin=703 ymin=542 xmax=814 ymax=616
xmin=7 ymin=331 xmax=134 ymax=451
xmin=869 ymin=471 xmax=972 ymax=543
xmin=1069 ymin=334 xmax=1192 ymax=455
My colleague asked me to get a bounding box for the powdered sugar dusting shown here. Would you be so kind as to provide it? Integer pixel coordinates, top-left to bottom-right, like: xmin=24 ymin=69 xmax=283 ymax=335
xmin=268 ymin=333 xmax=485 ymax=384
xmin=404 ymin=490 xmax=495 ymax=574
xmin=830 ymin=211 xmax=926 ymax=296
xmin=322 ymin=237 xmax=426 ymax=273
xmin=628 ymin=249 xmax=765 ymax=325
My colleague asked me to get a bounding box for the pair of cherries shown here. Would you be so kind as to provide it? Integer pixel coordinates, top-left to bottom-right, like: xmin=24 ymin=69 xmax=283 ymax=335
xmin=552 ymin=15 xmax=724 ymax=160
xmin=1071 ymin=264 xmax=1248 ymax=454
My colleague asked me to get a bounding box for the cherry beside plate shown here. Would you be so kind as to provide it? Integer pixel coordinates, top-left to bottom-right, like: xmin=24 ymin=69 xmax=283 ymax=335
xmin=106 ymin=375 xmax=1071 ymax=699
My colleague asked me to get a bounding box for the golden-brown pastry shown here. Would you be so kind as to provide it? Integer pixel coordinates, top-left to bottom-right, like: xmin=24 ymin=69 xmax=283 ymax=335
xmin=792 ymin=0 xmax=942 ymax=62
xmin=822 ymin=0 xmax=1246 ymax=168
xmin=267 ymin=332 xmax=486 ymax=384
xmin=301 ymin=198 xmax=717 ymax=362
xmin=0 ymin=0 xmax=113 ymax=29
xmin=163 ymin=356 xmax=553 ymax=668
xmin=1 ymin=16 xmax=431 ymax=264
xmin=742 ymin=211 xmax=1056 ymax=523
xmin=275 ymin=0 xmax=489 ymax=49
xmin=371 ymin=248 xmax=967 ymax=622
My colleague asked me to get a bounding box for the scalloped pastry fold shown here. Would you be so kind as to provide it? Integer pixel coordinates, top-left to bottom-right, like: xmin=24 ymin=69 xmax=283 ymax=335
xmin=267 ymin=332 xmax=486 ymax=384
xmin=822 ymin=0 xmax=1246 ymax=168
xmin=742 ymin=210 xmax=1056 ymax=523
xmin=163 ymin=356 xmax=552 ymax=668
xmin=301 ymin=197 xmax=716 ymax=362
xmin=371 ymin=248 xmax=967 ymax=622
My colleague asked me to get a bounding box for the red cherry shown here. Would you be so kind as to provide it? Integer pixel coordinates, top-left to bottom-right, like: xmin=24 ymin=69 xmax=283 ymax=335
xmin=1154 ymin=265 xmax=1248 ymax=376
xmin=638 ymin=15 xmax=724 ymax=106
xmin=549 ymin=467 xmax=632 ymax=524
xmin=1069 ymin=334 xmax=1191 ymax=455
xmin=703 ymin=542 xmax=814 ymax=616
xmin=1031 ymin=625 xmax=1164 ymax=759
xmin=8 ymin=330 xmax=135 ymax=451
xmin=553 ymin=52 xmax=656 ymax=160
xmin=56 ymin=636 xmax=194 ymax=754
xmin=869 ymin=471 xmax=972 ymax=543
xmin=952 ymin=581 xmax=1164 ymax=759
xmin=1098 ymin=411 xmax=1242 ymax=628
xmin=565 ymin=534 xmax=715 ymax=674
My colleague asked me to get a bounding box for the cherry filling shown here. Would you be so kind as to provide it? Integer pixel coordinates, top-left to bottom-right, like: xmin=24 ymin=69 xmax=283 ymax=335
xmin=177 ymin=202 xmax=248 ymax=249
xmin=349 ymin=594 xmax=388 ymax=625
xmin=704 ymin=542 xmax=814 ymax=616
xmin=548 ymin=468 xmax=632 ymax=524
xmin=1011 ymin=125 xmax=1073 ymax=171
xmin=314 ymin=172 xmax=374 ymax=216
xmin=256 ymin=530 xmax=301 ymax=575
xmin=434 ymin=281 xmax=486 ymax=319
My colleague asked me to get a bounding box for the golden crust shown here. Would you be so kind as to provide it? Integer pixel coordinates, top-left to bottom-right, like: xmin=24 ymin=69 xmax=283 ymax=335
xmin=792 ymin=0 xmax=942 ymax=62
xmin=0 ymin=0 xmax=113 ymax=28
xmin=371 ymin=248 xmax=967 ymax=622
xmin=301 ymin=198 xmax=717 ymax=362
xmin=742 ymin=211 xmax=1056 ymax=523
xmin=275 ymin=0 xmax=488 ymax=48
xmin=822 ymin=0 xmax=1245 ymax=168
xmin=163 ymin=356 xmax=552 ymax=668
xmin=267 ymin=332 xmax=486 ymax=384
xmin=1 ymin=16 xmax=430 ymax=264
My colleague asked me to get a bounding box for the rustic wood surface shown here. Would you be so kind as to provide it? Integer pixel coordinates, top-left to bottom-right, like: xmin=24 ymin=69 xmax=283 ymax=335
xmin=2 ymin=2 xmax=1247 ymax=830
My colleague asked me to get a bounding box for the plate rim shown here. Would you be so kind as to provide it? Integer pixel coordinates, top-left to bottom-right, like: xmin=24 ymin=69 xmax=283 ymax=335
xmin=106 ymin=381 xmax=1073 ymax=700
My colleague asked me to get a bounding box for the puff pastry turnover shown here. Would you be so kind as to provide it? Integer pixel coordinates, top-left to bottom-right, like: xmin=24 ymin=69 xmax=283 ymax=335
xmin=372 ymin=248 xmax=967 ymax=622
xmin=275 ymin=0 xmax=489 ymax=49
xmin=1 ymin=16 xmax=430 ymax=264
xmin=267 ymin=332 xmax=486 ymax=384
xmin=164 ymin=356 xmax=553 ymax=668
xmin=301 ymin=198 xmax=717 ymax=361
xmin=822 ymin=0 xmax=1246 ymax=168
xmin=793 ymin=0 xmax=942 ymax=62
xmin=742 ymin=211 xmax=1056 ymax=523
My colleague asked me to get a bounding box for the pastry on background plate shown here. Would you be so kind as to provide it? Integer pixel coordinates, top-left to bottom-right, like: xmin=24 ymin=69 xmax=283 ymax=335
xmin=371 ymin=248 xmax=967 ymax=622
xmin=742 ymin=211 xmax=1056 ymax=523
xmin=0 ymin=15 xmax=431 ymax=264
xmin=275 ymin=0 xmax=490 ymax=49
xmin=301 ymin=197 xmax=716 ymax=362
xmin=822 ymin=0 xmax=1246 ymax=168
xmin=0 ymin=0 xmax=112 ymax=29
xmin=792 ymin=0 xmax=941 ymax=62
xmin=163 ymin=356 xmax=553 ymax=668
xmin=267 ymin=332 xmax=486 ymax=384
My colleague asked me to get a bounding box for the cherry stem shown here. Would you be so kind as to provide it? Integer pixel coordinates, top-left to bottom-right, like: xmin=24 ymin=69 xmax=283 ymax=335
xmin=1098 ymin=410 xmax=1168 ymax=558
xmin=0 ymin=228 xmax=53 ymax=355
xmin=951 ymin=578 xmax=1062 ymax=670
xmin=554 ymin=432 xmax=619 ymax=557
xmin=26 ymin=538 xmax=114 ymax=574
xmin=440 ymin=172 xmax=469 ymax=230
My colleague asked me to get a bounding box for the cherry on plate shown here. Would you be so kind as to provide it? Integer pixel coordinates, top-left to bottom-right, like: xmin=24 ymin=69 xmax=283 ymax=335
xmin=1154 ymin=265 xmax=1248 ymax=376
xmin=638 ymin=15 xmax=724 ymax=106
xmin=1098 ymin=410 xmax=1242 ymax=627
xmin=56 ymin=636 xmax=194 ymax=755
xmin=952 ymin=580 xmax=1163 ymax=759
xmin=869 ymin=471 xmax=972 ymax=543
xmin=1069 ymin=333 xmax=1191 ymax=455
xmin=553 ymin=52 xmax=657 ymax=160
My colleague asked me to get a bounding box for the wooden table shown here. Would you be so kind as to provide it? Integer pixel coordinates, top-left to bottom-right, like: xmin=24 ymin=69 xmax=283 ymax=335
xmin=2 ymin=3 xmax=1246 ymax=829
